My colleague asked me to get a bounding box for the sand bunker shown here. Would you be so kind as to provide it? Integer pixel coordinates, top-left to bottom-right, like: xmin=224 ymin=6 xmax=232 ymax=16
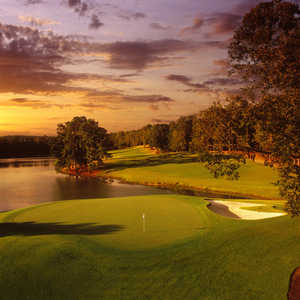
xmin=212 ymin=200 xmax=286 ymax=220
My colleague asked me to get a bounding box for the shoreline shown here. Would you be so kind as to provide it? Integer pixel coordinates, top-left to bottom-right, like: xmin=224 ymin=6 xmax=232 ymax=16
xmin=60 ymin=166 xmax=280 ymax=201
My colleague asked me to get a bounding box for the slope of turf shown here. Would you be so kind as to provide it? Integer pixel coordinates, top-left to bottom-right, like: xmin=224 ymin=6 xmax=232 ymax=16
xmin=0 ymin=194 xmax=299 ymax=300
xmin=3 ymin=195 xmax=205 ymax=250
xmin=104 ymin=147 xmax=280 ymax=199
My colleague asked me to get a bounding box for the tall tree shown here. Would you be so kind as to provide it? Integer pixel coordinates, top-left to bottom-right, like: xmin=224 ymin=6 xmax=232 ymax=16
xmin=52 ymin=116 xmax=108 ymax=170
xmin=229 ymin=0 xmax=300 ymax=215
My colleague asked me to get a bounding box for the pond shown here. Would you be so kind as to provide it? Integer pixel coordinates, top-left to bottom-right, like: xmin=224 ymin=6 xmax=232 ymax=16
xmin=0 ymin=157 xmax=172 ymax=212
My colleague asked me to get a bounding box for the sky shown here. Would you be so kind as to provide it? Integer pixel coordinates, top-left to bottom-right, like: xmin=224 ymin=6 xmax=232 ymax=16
xmin=0 ymin=0 xmax=272 ymax=135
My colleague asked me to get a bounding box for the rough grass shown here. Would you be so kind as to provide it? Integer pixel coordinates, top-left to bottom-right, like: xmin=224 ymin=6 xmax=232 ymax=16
xmin=0 ymin=194 xmax=299 ymax=300
xmin=104 ymin=147 xmax=280 ymax=199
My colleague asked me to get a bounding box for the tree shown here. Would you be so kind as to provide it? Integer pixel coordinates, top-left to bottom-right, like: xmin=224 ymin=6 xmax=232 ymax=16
xmin=229 ymin=0 xmax=300 ymax=215
xmin=229 ymin=0 xmax=300 ymax=94
xmin=52 ymin=116 xmax=108 ymax=170
xmin=151 ymin=124 xmax=169 ymax=151
xmin=169 ymin=116 xmax=193 ymax=152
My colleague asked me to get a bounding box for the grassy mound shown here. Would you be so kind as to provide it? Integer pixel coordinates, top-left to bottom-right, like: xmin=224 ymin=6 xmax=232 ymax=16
xmin=104 ymin=147 xmax=280 ymax=199
xmin=2 ymin=195 xmax=205 ymax=250
xmin=1 ymin=194 xmax=299 ymax=299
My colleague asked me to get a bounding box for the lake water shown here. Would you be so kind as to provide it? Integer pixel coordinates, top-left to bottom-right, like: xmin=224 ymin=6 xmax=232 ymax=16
xmin=0 ymin=158 xmax=171 ymax=212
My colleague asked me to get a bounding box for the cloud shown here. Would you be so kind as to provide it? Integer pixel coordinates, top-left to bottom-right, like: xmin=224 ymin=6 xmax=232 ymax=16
xmin=165 ymin=74 xmax=206 ymax=89
xmin=0 ymin=98 xmax=70 ymax=109
xmin=132 ymin=12 xmax=147 ymax=20
xmin=180 ymin=17 xmax=204 ymax=35
xmin=122 ymin=94 xmax=174 ymax=103
xmin=0 ymin=21 xmax=230 ymax=99
xmin=19 ymin=16 xmax=60 ymax=27
xmin=90 ymin=39 xmax=227 ymax=71
xmin=79 ymin=102 xmax=120 ymax=111
xmin=206 ymin=13 xmax=241 ymax=36
xmin=89 ymin=15 xmax=104 ymax=30
xmin=165 ymin=74 xmax=242 ymax=95
xmin=118 ymin=12 xmax=147 ymax=21
xmin=78 ymin=89 xmax=175 ymax=112
xmin=85 ymin=88 xmax=175 ymax=104
xmin=203 ymin=78 xmax=242 ymax=86
xmin=24 ymin=0 xmax=44 ymax=5
xmin=68 ymin=0 xmax=81 ymax=7
xmin=65 ymin=0 xmax=103 ymax=29
xmin=0 ymin=23 xmax=133 ymax=96
xmin=150 ymin=23 xmax=171 ymax=31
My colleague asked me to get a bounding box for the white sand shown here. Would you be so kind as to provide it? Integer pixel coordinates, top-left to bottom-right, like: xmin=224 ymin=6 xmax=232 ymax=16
xmin=213 ymin=200 xmax=286 ymax=220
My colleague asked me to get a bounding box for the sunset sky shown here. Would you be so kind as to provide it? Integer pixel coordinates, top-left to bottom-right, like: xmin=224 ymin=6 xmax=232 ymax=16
xmin=0 ymin=0 xmax=267 ymax=135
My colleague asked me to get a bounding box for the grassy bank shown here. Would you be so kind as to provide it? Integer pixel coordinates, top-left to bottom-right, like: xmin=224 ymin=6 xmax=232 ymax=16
xmin=103 ymin=147 xmax=280 ymax=199
xmin=0 ymin=194 xmax=298 ymax=299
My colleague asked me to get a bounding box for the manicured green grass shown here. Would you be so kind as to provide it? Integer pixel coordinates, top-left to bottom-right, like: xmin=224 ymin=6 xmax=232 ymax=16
xmin=0 ymin=194 xmax=299 ymax=299
xmin=104 ymin=147 xmax=280 ymax=199
xmin=4 ymin=195 xmax=205 ymax=250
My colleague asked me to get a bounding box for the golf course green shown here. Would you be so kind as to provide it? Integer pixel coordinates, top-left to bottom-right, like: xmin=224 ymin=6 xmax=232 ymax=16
xmin=1 ymin=147 xmax=297 ymax=299
xmin=2 ymin=195 xmax=206 ymax=250
xmin=1 ymin=194 xmax=299 ymax=300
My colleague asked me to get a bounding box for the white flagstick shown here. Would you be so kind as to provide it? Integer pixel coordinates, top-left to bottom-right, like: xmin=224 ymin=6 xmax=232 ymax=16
xmin=142 ymin=213 xmax=146 ymax=232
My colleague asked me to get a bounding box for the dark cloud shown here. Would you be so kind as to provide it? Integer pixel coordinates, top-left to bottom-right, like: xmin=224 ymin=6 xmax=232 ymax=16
xmin=118 ymin=12 xmax=147 ymax=21
xmin=0 ymin=23 xmax=131 ymax=95
xmin=180 ymin=17 xmax=204 ymax=35
xmin=133 ymin=12 xmax=147 ymax=19
xmin=203 ymin=78 xmax=242 ymax=86
xmin=119 ymin=73 xmax=140 ymax=78
xmin=83 ymin=89 xmax=175 ymax=106
xmin=166 ymin=74 xmax=206 ymax=89
xmin=68 ymin=0 xmax=81 ymax=7
xmin=65 ymin=0 xmax=103 ymax=28
xmin=122 ymin=94 xmax=174 ymax=103
xmin=150 ymin=23 xmax=171 ymax=31
xmin=166 ymin=74 xmax=242 ymax=95
xmin=90 ymin=39 xmax=226 ymax=71
xmin=24 ymin=0 xmax=44 ymax=5
xmin=0 ymin=21 xmax=230 ymax=99
xmin=89 ymin=15 xmax=104 ymax=30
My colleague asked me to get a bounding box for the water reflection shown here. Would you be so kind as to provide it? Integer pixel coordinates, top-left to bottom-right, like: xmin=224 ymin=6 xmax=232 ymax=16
xmin=0 ymin=158 xmax=53 ymax=168
xmin=0 ymin=158 xmax=171 ymax=212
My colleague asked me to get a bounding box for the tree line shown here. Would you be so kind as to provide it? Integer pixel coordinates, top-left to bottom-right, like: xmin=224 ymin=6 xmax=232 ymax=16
xmin=0 ymin=136 xmax=55 ymax=158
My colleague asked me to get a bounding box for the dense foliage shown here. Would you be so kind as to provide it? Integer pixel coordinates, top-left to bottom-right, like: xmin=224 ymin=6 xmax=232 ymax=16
xmin=52 ymin=116 xmax=109 ymax=170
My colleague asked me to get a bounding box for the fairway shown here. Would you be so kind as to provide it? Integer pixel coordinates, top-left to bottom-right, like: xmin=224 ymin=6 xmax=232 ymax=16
xmin=3 ymin=195 xmax=205 ymax=250
xmin=105 ymin=147 xmax=280 ymax=199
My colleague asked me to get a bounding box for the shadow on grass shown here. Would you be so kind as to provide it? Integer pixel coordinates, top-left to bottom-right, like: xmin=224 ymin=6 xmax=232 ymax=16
xmin=105 ymin=153 xmax=198 ymax=172
xmin=0 ymin=222 xmax=125 ymax=237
